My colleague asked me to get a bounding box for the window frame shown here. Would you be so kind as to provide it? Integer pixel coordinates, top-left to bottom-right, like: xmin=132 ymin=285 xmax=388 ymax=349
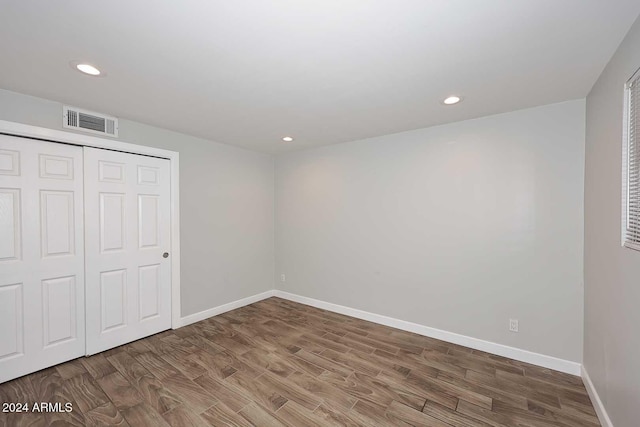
xmin=623 ymin=67 xmax=640 ymax=251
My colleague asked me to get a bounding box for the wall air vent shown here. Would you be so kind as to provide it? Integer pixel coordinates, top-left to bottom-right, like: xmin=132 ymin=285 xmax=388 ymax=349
xmin=63 ymin=106 xmax=118 ymax=137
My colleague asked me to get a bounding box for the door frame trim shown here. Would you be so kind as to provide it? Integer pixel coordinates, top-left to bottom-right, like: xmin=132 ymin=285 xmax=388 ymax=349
xmin=0 ymin=119 xmax=182 ymax=329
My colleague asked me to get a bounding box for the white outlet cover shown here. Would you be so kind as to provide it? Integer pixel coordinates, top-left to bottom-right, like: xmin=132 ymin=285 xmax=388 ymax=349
xmin=509 ymin=319 xmax=519 ymax=332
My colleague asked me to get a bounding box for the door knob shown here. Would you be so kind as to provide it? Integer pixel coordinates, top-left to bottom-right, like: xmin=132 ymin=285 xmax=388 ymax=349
xmin=163 ymin=252 xmax=169 ymax=258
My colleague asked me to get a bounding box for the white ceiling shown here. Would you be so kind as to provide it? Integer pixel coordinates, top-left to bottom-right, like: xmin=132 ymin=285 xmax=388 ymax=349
xmin=1 ymin=1 xmax=639 ymax=153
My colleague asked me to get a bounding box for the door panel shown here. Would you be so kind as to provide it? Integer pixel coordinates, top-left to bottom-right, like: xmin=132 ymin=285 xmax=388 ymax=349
xmin=39 ymin=154 xmax=74 ymax=180
xmin=0 ymin=189 xmax=20 ymax=260
xmin=85 ymin=147 xmax=171 ymax=355
xmin=100 ymin=269 xmax=127 ymax=332
xmin=138 ymin=194 xmax=160 ymax=248
xmin=100 ymin=192 xmax=126 ymax=252
xmin=0 ymin=149 xmax=20 ymax=175
xmin=139 ymin=264 xmax=160 ymax=321
xmin=0 ymin=134 xmax=85 ymax=383
xmin=40 ymin=190 xmax=75 ymax=257
xmin=0 ymin=283 xmax=23 ymax=360
xmin=42 ymin=275 xmax=76 ymax=346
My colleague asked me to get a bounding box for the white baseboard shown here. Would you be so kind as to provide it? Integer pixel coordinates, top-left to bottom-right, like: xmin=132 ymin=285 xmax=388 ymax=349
xmin=177 ymin=290 xmax=276 ymax=328
xmin=273 ymin=290 xmax=582 ymax=376
xmin=581 ymin=366 xmax=613 ymax=427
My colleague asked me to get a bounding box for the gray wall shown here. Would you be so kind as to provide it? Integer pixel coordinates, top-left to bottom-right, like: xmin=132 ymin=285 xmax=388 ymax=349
xmin=0 ymin=88 xmax=275 ymax=318
xmin=276 ymin=100 xmax=585 ymax=362
xmin=584 ymin=16 xmax=640 ymax=427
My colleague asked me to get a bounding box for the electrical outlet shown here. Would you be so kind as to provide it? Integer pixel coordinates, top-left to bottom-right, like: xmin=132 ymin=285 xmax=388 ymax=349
xmin=280 ymin=274 xmax=286 ymax=282
xmin=509 ymin=319 xmax=519 ymax=333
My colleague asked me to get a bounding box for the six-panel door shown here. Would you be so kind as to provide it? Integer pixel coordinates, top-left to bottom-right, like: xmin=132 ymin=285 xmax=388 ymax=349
xmin=0 ymin=135 xmax=85 ymax=383
xmin=84 ymin=147 xmax=172 ymax=355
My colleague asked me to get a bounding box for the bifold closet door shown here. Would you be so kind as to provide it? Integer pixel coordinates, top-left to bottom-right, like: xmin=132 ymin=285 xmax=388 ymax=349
xmin=0 ymin=135 xmax=85 ymax=383
xmin=84 ymin=147 xmax=172 ymax=355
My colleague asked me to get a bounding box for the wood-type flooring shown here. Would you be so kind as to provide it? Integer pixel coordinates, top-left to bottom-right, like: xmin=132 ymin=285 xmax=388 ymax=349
xmin=0 ymin=297 xmax=600 ymax=426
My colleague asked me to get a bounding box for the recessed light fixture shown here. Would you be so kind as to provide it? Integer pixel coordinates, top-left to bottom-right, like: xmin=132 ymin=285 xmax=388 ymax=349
xmin=71 ymin=61 xmax=103 ymax=76
xmin=443 ymin=95 xmax=462 ymax=105
xmin=76 ymin=64 xmax=101 ymax=75
xmin=282 ymin=136 xmax=294 ymax=142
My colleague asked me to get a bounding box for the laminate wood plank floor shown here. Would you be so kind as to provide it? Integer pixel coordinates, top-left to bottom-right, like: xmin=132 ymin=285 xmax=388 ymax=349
xmin=0 ymin=297 xmax=600 ymax=426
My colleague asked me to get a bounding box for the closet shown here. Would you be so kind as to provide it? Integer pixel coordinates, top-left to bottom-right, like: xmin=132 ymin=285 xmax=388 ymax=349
xmin=0 ymin=134 xmax=172 ymax=383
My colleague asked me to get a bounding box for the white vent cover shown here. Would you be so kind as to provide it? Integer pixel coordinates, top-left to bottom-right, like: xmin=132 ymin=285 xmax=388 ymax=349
xmin=63 ymin=106 xmax=118 ymax=137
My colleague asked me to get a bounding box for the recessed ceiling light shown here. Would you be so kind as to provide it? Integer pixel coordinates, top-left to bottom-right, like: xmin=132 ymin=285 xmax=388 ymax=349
xmin=70 ymin=61 xmax=103 ymax=76
xmin=282 ymin=136 xmax=294 ymax=142
xmin=443 ymin=96 xmax=462 ymax=105
xmin=76 ymin=63 xmax=101 ymax=76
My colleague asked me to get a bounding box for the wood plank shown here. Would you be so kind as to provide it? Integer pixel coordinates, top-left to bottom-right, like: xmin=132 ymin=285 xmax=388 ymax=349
xmin=201 ymin=402 xmax=254 ymax=427
xmin=320 ymin=348 xmax=382 ymax=377
xmin=422 ymin=400 xmax=492 ymax=427
xmin=80 ymin=354 xmax=117 ymax=379
xmin=342 ymin=332 xmax=401 ymax=354
xmin=184 ymin=333 xmax=227 ymax=354
xmin=320 ymin=370 xmax=426 ymax=411
xmin=63 ymin=373 xmax=110 ymax=414
xmin=29 ymin=368 xmax=64 ymax=402
xmin=456 ymin=400 xmax=561 ymax=427
xmin=160 ymin=373 xmax=218 ymax=413
xmin=206 ymin=330 xmax=259 ymax=354
xmin=436 ymin=371 xmax=529 ymax=410
xmin=526 ymin=400 xmax=600 ymax=427
xmin=162 ymin=405 xmax=211 ymax=427
xmin=0 ymin=375 xmax=44 ymax=427
xmin=287 ymin=370 xmax=358 ymax=411
xmin=29 ymin=368 xmax=85 ymax=425
xmin=378 ymin=370 xmax=459 ymax=411
xmin=225 ymin=371 xmax=288 ymax=412
xmin=161 ymin=350 xmax=208 ymax=379
xmin=121 ymin=403 xmax=171 ymax=427
xmin=55 ymin=359 xmax=87 ymax=380
xmin=84 ymin=402 xmax=130 ymax=427
xmin=135 ymin=351 xmax=181 ymax=380
xmin=238 ymin=402 xmax=286 ymax=426
xmin=134 ymin=373 xmax=183 ymax=414
xmin=364 ymin=331 xmax=426 ymax=355
xmin=295 ymin=349 xmax=354 ymax=377
xmin=190 ymin=349 xmax=262 ymax=379
xmin=286 ymin=353 xmax=327 ymax=377
xmin=385 ymin=400 xmax=452 ymax=427
xmin=406 ymin=370 xmax=492 ymax=410
xmin=300 ymin=333 xmax=351 ymax=354
xmin=465 ymin=370 xmax=561 ymax=409
xmin=523 ymin=366 xmax=585 ymax=390
xmin=239 ymin=348 xmax=297 ymax=378
xmin=313 ymin=403 xmax=365 ymax=427
xmin=274 ymin=400 xmax=332 ymax=426
xmin=125 ymin=340 xmax=155 ymax=357
xmin=193 ymin=372 xmax=252 ymax=412
xmin=255 ymin=371 xmax=322 ymax=411
xmin=446 ymin=349 xmax=525 ymax=377
xmin=96 ymin=372 xmax=144 ymax=410
xmin=399 ymin=349 xmax=468 ymax=378
xmin=348 ymin=399 xmax=392 ymax=426
xmin=107 ymin=351 xmax=152 ymax=386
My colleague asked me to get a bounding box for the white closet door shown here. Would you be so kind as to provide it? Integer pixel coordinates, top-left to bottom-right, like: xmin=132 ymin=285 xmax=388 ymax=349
xmin=0 ymin=135 xmax=85 ymax=383
xmin=84 ymin=147 xmax=171 ymax=355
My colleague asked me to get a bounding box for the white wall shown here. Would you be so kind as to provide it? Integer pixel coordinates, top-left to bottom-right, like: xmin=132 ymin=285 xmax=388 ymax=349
xmin=584 ymin=15 xmax=640 ymax=427
xmin=276 ymin=100 xmax=585 ymax=362
xmin=0 ymin=88 xmax=275 ymax=318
